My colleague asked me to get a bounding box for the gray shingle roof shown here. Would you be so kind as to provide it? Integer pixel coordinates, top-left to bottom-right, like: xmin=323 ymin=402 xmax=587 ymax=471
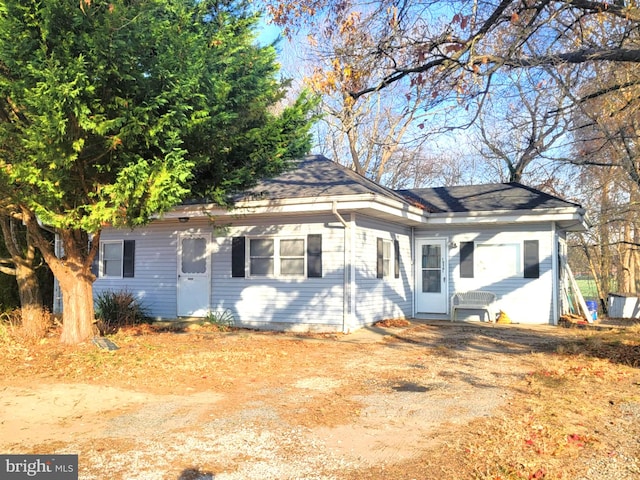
xmin=397 ymin=183 xmax=581 ymax=214
xmin=234 ymin=154 xmax=581 ymax=215
xmin=235 ymin=154 xmax=409 ymax=203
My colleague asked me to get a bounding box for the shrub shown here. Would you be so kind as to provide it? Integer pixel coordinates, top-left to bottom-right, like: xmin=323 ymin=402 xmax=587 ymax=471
xmin=205 ymin=309 xmax=235 ymax=331
xmin=95 ymin=290 xmax=149 ymax=335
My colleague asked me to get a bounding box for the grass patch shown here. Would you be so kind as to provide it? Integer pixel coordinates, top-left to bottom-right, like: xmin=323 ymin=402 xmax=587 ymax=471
xmin=575 ymin=278 xmax=599 ymax=301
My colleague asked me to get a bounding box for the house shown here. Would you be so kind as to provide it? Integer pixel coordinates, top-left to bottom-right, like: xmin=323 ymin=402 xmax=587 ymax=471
xmin=92 ymin=155 xmax=589 ymax=331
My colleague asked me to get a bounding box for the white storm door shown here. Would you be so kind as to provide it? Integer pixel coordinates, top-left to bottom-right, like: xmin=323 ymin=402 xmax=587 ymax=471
xmin=415 ymin=238 xmax=448 ymax=314
xmin=177 ymin=233 xmax=211 ymax=317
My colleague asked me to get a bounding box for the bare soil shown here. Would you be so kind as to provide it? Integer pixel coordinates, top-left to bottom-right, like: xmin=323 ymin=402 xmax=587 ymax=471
xmin=1 ymin=320 xmax=639 ymax=480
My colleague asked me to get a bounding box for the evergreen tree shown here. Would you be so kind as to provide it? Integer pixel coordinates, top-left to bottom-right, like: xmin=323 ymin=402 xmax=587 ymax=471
xmin=0 ymin=0 xmax=315 ymax=343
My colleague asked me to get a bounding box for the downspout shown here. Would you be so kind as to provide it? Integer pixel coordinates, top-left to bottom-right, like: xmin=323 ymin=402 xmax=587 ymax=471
xmin=332 ymin=201 xmax=349 ymax=228
xmin=411 ymin=227 xmax=415 ymax=318
xmin=332 ymin=201 xmax=351 ymax=333
xmin=551 ymin=222 xmax=559 ymax=326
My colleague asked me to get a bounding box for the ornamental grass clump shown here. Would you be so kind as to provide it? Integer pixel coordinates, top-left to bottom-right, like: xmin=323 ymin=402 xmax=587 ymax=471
xmin=95 ymin=290 xmax=149 ymax=335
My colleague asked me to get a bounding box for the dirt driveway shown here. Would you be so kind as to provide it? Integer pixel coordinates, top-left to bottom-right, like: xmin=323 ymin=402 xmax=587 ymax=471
xmin=1 ymin=321 xmax=639 ymax=479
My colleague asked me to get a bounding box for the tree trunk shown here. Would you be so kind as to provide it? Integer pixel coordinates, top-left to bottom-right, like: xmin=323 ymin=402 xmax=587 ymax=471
xmin=0 ymin=214 xmax=45 ymax=336
xmin=57 ymin=272 xmax=96 ymax=344
xmin=21 ymin=209 xmax=99 ymax=344
xmin=15 ymin=261 xmax=44 ymax=337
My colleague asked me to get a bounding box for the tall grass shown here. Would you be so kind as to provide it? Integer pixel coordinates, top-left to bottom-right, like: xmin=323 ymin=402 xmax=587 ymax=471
xmin=0 ymin=307 xmax=52 ymax=342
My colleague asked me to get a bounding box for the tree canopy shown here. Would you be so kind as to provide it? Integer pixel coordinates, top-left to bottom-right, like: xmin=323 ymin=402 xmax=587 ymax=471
xmin=269 ymin=0 xmax=640 ymax=102
xmin=0 ymin=0 xmax=316 ymax=343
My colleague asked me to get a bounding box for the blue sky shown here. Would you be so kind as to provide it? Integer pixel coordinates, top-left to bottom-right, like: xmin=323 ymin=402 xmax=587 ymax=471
xmin=256 ymin=17 xmax=281 ymax=46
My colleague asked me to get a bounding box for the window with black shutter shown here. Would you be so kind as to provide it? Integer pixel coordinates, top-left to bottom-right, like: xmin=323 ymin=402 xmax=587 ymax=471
xmin=98 ymin=239 xmax=135 ymax=278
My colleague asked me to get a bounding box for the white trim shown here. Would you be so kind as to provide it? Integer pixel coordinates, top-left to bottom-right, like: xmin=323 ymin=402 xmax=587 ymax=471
xmin=414 ymin=237 xmax=449 ymax=314
xmin=426 ymin=210 xmax=586 ymax=225
xmin=161 ymin=195 xmax=427 ymax=225
xmin=160 ymin=197 xmax=587 ymax=232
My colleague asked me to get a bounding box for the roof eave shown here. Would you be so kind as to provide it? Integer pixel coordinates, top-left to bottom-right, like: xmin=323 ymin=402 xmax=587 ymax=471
xmin=425 ymin=207 xmax=588 ymax=229
xmin=161 ymin=194 xmax=427 ymax=225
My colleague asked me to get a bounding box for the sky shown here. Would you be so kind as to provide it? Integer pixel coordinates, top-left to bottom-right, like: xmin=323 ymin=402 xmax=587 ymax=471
xmin=256 ymin=20 xmax=281 ymax=46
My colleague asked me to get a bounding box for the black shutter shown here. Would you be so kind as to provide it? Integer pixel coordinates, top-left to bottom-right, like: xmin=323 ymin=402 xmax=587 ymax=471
xmin=524 ymin=240 xmax=540 ymax=278
xmin=394 ymin=240 xmax=400 ymax=278
xmin=123 ymin=240 xmax=135 ymax=278
xmin=460 ymin=241 xmax=474 ymax=278
xmin=307 ymin=234 xmax=322 ymax=278
xmin=376 ymin=238 xmax=384 ymax=279
xmin=231 ymin=237 xmax=246 ymax=278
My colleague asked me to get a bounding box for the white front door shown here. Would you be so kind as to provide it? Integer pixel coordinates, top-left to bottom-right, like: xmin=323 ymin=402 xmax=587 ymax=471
xmin=415 ymin=238 xmax=448 ymax=314
xmin=177 ymin=233 xmax=211 ymax=317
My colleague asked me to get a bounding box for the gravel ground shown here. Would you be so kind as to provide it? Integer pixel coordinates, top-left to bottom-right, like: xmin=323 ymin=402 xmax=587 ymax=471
xmin=578 ymin=401 xmax=640 ymax=480
xmin=1 ymin=320 xmax=638 ymax=479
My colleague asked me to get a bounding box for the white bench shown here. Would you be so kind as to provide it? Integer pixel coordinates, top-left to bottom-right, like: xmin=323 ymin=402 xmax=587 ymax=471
xmin=451 ymin=291 xmax=497 ymax=323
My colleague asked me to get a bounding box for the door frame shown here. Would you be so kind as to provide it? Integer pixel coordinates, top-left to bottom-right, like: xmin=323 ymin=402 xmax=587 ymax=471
xmin=414 ymin=237 xmax=449 ymax=315
xmin=177 ymin=232 xmax=211 ymax=317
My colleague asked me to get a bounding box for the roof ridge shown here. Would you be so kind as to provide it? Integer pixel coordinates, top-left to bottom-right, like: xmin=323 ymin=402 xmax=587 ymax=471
xmin=309 ymin=155 xmax=412 ymax=205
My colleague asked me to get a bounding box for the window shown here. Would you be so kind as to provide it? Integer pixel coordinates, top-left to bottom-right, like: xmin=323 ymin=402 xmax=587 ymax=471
xmin=181 ymin=237 xmax=207 ymax=274
xmin=250 ymin=239 xmax=275 ymax=276
xmin=279 ymin=239 xmax=305 ymax=275
xmin=476 ymin=243 xmax=522 ymax=280
xmin=99 ymin=240 xmax=135 ymax=278
xmin=421 ymin=243 xmax=442 ymax=292
xmin=232 ymin=236 xmax=322 ymax=278
xmin=461 ymin=240 xmax=540 ymax=280
xmin=377 ymin=238 xmax=393 ymax=278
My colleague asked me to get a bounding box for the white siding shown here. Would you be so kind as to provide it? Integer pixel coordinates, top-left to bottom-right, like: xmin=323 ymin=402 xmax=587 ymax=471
xmin=415 ymin=223 xmax=557 ymax=324
xmin=95 ymin=215 xmax=348 ymax=331
xmin=94 ymin=211 xmax=564 ymax=329
xmin=210 ymin=215 xmax=345 ymax=331
xmin=95 ymin=220 xmax=186 ymax=319
xmin=352 ymin=215 xmax=413 ymax=328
